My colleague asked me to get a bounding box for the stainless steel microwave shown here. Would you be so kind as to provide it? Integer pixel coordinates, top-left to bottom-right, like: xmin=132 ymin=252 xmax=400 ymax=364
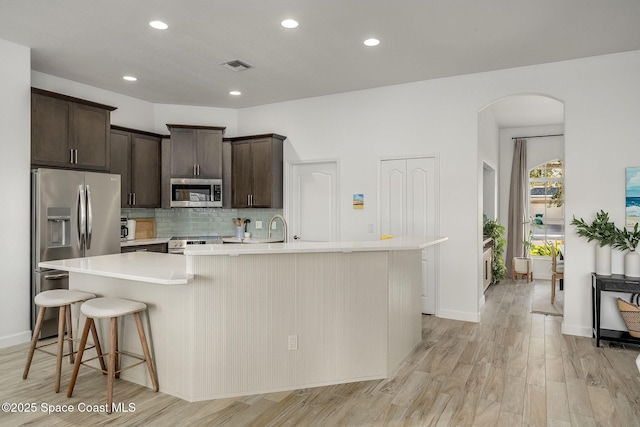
xmin=170 ymin=178 xmax=222 ymax=208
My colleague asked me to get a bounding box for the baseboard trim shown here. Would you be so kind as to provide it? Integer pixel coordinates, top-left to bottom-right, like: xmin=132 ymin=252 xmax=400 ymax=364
xmin=0 ymin=330 xmax=31 ymax=349
xmin=437 ymin=308 xmax=480 ymax=323
xmin=561 ymin=322 xmax=591 ymax=338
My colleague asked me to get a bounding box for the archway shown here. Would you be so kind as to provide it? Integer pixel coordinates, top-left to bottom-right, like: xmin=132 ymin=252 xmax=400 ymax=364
xmin=478 ymin=94 xmax=565 ymax=312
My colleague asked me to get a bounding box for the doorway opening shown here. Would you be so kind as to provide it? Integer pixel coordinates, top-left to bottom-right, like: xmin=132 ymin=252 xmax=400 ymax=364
xmin=479 ymin=94 xmax=565 ymax=316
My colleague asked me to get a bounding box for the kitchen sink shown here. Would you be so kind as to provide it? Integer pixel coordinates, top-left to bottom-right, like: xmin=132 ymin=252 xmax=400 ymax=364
xmin=222 ymin=237 xmax=284 ymax=244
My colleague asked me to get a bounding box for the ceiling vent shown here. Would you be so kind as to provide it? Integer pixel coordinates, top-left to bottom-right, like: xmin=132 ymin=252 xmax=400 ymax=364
xmin=220 ymin=59 xmax=253 ymax=72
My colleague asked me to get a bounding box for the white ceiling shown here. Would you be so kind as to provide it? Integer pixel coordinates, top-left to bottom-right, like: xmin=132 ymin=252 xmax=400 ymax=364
xmin=1 ymin=0 xmax=639 ymax=118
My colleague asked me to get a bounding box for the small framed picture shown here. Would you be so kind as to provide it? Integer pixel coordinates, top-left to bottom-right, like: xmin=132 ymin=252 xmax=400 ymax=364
xmin=353 ymin=194 xmax=364 ymax=209
xmin=626 ymin=167 xmax=640 ymax=226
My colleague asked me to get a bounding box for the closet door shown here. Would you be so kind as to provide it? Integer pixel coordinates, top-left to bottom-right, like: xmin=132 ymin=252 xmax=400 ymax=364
xmin=380 ymin=157 xmax=437 ymax=314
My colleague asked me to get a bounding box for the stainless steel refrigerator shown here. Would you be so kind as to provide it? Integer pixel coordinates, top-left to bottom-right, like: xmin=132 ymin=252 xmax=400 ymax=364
xmin=31 ymin=168 xmax=121 ymax=338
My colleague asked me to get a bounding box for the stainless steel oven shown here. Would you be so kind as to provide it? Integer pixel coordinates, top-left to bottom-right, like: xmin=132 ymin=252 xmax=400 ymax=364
xmin=170 ymin=178 xmax=222 ymax=208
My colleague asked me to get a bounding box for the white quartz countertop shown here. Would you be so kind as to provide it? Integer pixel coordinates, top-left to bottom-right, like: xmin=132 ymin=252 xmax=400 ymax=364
xmin=120 ymin=237 xmax=170 ymax=247
xmin=39 ymin=252 xmax=188 ymax=285
xmin=184 ymin=236 xmax=448 ymax=256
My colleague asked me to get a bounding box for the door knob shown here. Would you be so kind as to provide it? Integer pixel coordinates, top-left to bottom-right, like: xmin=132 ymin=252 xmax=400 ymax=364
xmin=293 ymin=235 xmax=301 ymax=240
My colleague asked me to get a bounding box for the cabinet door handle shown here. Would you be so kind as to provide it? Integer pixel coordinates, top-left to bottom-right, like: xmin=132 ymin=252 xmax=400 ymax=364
xmin=74 ymin=149 xmax=78 ymax=164
xmin=247 ymin=195 xmax=251 ymax=206
xmin=70 ymin=149 xmax=74 ymax=164
xmin=196 ymin=164 xmax=200 ymax=176
xmin=193 ymin=164 xmax=197 ymax=176
xmin=132 ymin=193 xmax=136 ymax=206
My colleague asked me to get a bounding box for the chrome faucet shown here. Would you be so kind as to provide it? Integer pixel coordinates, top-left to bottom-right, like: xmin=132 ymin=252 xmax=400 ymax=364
xmin=268 ymin=214 xmax=288 ymax=242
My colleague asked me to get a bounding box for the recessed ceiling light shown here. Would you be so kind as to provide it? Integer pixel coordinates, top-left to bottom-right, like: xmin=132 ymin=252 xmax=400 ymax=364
xmin=229 ymin=91 xmax=242 ymax=96
xmin=364 ymin=38 xmax=380 ymax=47
xmin=281 ymin=19 xmax=299 ymax=29
xmin=123 ymin=75 xmax=137 ymax=82
xmin=149 ymin=20 xmax=168 ymax=30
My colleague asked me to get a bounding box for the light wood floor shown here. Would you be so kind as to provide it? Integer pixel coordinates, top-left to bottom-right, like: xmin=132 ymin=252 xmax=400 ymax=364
xmin=2 ymin=281 xmax=640 ymax=426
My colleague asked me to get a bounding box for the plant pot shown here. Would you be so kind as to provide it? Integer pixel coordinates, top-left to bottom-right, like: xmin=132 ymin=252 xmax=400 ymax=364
xmin=512 ymin=257 xmax=532 ymax=282
xmin=625 ymin=250 xmax=640 ymax=278
xmin=595 ymin=244 xmax=611 ymax=276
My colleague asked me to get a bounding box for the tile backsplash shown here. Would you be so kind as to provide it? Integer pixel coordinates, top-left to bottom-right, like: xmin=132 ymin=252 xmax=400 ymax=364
xmin=122 ymin=208 xmax=285 ymax=239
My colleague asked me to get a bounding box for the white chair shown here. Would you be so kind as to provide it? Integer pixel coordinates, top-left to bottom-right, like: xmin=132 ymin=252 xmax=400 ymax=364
xmin=23 ymin=289 xmax=103 ymax=393
xmin=67 ymin=297 xmax=158 ymax=413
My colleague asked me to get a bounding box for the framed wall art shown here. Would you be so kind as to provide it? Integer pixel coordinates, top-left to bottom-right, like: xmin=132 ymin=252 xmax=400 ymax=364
xmin=626 ymin=167 xmax=640 ymax=226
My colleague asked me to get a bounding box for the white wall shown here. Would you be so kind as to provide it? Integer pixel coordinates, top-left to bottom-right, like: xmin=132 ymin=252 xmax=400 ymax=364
xmin=0 ymin=40 xmax=31 ymax=347
xmin=32 ymin=71 xmax=157 ymax=132
xmin=478 ymin=106 xmax=499 ymax=307
xmin=238 ymin=50 xmax=640 ymax=329
xmin=31 ymin=72 xmax=239 ymax=136
xmin=154 ymin=104 xmax=238 ymax=137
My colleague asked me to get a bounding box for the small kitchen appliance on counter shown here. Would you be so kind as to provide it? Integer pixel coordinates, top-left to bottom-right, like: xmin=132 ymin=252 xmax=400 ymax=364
xmin=120 ymin=217 xmax=128 ymax=240
xmin=126 ymin=219 xmax=136 ymax=240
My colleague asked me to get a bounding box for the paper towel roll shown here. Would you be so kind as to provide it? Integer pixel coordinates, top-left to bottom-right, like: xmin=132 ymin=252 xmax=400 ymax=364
xmin=126 ymin=219 xmax=136 ymax=240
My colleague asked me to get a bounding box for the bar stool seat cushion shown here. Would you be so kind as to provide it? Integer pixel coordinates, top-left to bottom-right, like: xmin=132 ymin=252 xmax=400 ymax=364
xmin=34 ymin=289 xmax=96 ymax=307
xmin=81 ymin=297 xmax=147 ymax=319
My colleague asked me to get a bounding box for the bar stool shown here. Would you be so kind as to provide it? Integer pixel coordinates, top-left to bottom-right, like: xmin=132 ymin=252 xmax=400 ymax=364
xmin=23 ymin=289 xmax=104 ymax=393
xmin=67 ymin=297 xmax=158 ymax=413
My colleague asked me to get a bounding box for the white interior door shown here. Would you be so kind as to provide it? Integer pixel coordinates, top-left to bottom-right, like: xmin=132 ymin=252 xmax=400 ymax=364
xmin=380 ymin=157 xmax=437 ymax=314
xmin=290 ymin=161 xmax=338 ymax=242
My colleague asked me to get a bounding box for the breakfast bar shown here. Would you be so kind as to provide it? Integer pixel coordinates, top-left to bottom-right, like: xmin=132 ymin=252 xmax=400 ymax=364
xmin=39 ymin=236 xmax=447 ymax=402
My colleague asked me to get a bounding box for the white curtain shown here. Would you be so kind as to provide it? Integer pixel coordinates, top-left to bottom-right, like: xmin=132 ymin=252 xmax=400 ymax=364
xmin=506 ymin=139 xmax=527 ymax=274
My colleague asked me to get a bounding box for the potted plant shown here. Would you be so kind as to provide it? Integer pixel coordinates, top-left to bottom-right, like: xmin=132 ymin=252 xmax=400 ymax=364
xmin=512 ymin=217 xmax=538 ymax=282
xmin=571 ymin=210 xmax=617 ymax=275
xmin=613 ymin=223 xmax=640 ymax=277
xmin=483 ymin=216 xmax=507 ymax=284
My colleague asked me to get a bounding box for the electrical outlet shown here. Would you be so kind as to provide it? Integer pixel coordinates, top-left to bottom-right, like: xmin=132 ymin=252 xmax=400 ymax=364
xmin=272 ymin=221 xmax=278 ymax=230
xmin=288 ymin=334 xmax=298 ymax=351
xmin=255 ymin=220 xmax=262 ymax=229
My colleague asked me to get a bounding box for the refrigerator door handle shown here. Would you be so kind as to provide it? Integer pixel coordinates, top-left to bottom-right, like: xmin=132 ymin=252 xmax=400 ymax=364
xmin=78 ymin=185 xmax=86 ymax=249
xmin=44 ymin=273 xmax=69 ymax=280
xmin=86 ymin=185 xmax=93 ymax=250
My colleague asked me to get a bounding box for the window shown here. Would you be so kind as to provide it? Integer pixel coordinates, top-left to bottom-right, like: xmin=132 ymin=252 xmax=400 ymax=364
xmin=529 ymin=160 xmax=564 ymax=256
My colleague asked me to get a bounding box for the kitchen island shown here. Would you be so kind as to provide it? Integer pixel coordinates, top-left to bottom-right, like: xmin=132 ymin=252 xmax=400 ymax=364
xmin=40 ymin=236 xmax=447 ymax=402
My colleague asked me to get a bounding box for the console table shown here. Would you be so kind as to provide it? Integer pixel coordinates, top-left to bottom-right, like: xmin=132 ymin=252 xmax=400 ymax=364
xmin=592 ymin=273 xmax=640 ymax=347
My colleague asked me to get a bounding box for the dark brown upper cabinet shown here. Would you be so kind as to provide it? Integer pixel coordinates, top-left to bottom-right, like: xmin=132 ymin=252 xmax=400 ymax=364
xmin=110 ymin=126 xmax=163 ymax=208
xmin=166 ymin=124 xmax=225 ymax=178
xmin=31 ymin=88 xmax=116 ymax=171
xmin=228 ymin=134 xmax=285 ymax=208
